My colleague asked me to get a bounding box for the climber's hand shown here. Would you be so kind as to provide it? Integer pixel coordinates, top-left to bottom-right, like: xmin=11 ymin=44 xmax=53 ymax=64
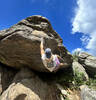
xmin=41 ymin=37 xmax=44 ymax=42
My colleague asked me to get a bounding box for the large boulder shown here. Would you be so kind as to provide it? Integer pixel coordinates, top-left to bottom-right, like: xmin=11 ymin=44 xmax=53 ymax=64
xmin=80 ymin=85 xmax=96 ymax=100
xmin=0 ymin=68 xmax=60 ymax=100
xmin=78 ymin=52 xmax=96 ymax=75
xmin=72 ymin=61 xmax=89 ymax=81
xmin=0 ymin=15 xmax=72 ymax=72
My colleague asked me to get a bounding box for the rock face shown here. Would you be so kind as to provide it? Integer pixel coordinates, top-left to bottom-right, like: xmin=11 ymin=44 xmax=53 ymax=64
xmin=0 ymin=15 xmax=72 ymax=72
xmin=0 ymin=63 xmax=17 ymax=94
xmin=0 ymin=68 xmax=60 ymax=100
xmin=78 ymin=52 xmax=96 ymax=75
xmin=80 ymin=85 xmax=96 ymax=100
xmin=72 ymin=61 xmax=89 ymax=81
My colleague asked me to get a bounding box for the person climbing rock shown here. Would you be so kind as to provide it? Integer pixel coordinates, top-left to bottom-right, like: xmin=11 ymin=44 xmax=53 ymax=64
xmin=40 ymin=37 xmax=66 ymax=72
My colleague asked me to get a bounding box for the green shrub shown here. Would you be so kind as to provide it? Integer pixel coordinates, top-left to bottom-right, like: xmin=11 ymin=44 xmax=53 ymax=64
xmin=73 ymin=69 xmax=96 ymax=89
xmin=86 ymin=75 xmax=96 ymax=89
xmin=73 ymin=68 xmax=85 ymax=87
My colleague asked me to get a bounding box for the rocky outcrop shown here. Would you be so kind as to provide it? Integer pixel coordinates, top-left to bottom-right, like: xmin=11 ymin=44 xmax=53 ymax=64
xmin=72 ymin=61 xmax=89 ymax=81
xmin=2 ymin=15 xmax=96 ymax=100
xmin=0 ymin=15 xmax=72 ymax=72
xmin=78 ymin=52 xmax=96 ymax=76
xmin=80 ymin=85 xmax=96 ymax=100
xmin=0 ymin=63 xmax=17 ymax=94
xmin=0 ymin=15 xmax=74 ymax=100
xmin=0 ymin=67 xmax=60 ymax=100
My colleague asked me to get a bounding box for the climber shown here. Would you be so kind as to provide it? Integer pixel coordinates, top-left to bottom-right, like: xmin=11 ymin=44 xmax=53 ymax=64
xmin=40 ymin=37 xmax=65 ymax=72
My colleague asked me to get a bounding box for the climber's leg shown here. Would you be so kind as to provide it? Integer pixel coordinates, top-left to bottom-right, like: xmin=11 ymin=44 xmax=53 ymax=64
xmin=60 ymin=63 xmax=68 ymax=67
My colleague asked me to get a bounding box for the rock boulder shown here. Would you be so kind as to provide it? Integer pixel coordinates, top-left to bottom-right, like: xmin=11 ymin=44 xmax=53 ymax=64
xmin=72 ymin=61 xmax=89 ymax=81
xmin=0 ymin=15 xmax=72 ymax=72
xmin=80 ymin=85 xmax=96 ymax=100
xmin=78 ymin=52 xmax=96 ymax=75
xmin=0 ymin=68 xmax=60 ymax=100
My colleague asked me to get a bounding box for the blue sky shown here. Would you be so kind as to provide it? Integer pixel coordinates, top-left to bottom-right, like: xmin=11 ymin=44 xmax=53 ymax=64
xmin=0 ymin=0 xmax=96 ymax=56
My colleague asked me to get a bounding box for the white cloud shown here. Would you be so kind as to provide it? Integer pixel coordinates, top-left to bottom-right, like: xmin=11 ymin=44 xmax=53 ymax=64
xmin=72 ymin=48 xmax=84 ymax=54
xmin=80 ymin=35 xmax=90 ymax=46
xmin=86 ymin=34 xmax=96 ymax=55
xmin=72 ymin=0 xmax=96 ymax=56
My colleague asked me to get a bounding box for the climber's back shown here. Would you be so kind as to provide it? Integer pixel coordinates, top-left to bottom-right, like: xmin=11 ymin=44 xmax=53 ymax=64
xmin=41 ymin=48 xmax=60 ymax=68
xmin=40 ymin=38 xmax=62 ymax=72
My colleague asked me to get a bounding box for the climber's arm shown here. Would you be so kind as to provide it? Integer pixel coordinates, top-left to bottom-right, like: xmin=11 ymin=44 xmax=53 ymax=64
xmin=56 ymin=55 xmax=64 ymax=61
xmin=40 ymin=38 xmax=45 ymax=55
xmin=55 ymin=55 xmax=68 ymax=66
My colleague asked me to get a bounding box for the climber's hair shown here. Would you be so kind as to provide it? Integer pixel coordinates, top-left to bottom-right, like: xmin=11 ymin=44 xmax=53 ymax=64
xmin=45 ymin=48 xmax=52 ymax=59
